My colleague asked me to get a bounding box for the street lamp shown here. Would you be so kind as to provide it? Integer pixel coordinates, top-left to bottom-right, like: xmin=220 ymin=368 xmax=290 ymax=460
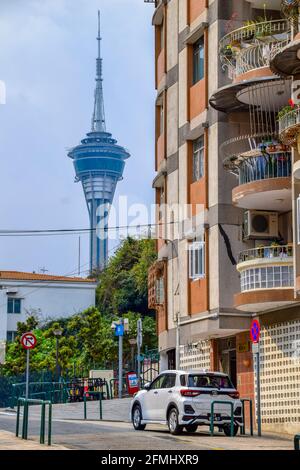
xmin=53 ymin=328 xmax=63 ymax=381
xmin=129 ymin=338 xmax=137 ymax=371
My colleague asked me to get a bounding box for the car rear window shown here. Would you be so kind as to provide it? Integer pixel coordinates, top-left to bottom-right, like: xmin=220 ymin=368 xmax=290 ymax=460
xmin=187 ymin=374 xmax=234 ymax=389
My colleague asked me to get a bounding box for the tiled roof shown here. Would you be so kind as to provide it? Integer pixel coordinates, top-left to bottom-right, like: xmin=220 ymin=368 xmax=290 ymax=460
xmin=0 ymin=271 xmax=96 ymax=283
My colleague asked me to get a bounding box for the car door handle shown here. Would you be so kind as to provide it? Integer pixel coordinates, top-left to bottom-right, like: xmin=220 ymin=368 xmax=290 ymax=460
xmin=154 ymin=391 xmax=158 ymax=394
xmin=168 ymin=390 xmax=173 ymax=394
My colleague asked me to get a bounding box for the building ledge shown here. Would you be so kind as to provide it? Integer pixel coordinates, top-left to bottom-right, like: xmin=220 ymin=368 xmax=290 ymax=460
xmin=234 ymin=288 xmax=296 ymax=312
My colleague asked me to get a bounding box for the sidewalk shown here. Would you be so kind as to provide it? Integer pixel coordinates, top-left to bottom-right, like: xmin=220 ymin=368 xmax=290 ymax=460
xmin=13 ymin=398 xmax=132 ymax=422
xmin=0 ymin=430 xmax=68 ymax=450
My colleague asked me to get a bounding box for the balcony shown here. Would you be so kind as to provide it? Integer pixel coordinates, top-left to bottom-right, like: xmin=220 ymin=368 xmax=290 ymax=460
xmin=279 ymin=106 xmax=300 ymax=147
xmin=220 ymin=19 xmax=290 ymax=82
xmin=222 ymin=134 xmax=292 ymax=211
xmin=235 ymin=245 xmax=296 ymax=312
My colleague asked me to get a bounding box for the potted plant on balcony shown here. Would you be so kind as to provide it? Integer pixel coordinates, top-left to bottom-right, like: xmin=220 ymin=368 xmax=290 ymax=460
xmin=242 ymin=20 xmax=256 ymax=40
xmin=257 ymin=244 xmax=266 ymax=259
xmin=266 ymin=140 xmax=277 ymax=153
xmin=277 ymin=99 xmax=296 ymax=122
xmin=276 ymin=143 xmax=290 ymax=152
xmin=221 ymin=44 xmax=234 ymax=58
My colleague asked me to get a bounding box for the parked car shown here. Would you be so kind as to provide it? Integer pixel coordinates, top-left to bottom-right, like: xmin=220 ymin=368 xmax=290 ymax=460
xmin=130 ymin=370 xmax=243 ymax=436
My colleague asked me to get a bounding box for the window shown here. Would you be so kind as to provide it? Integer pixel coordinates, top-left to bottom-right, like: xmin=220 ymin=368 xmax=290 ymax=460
xmin=162 ymin=373 xmax=176 ymax=388
xmin=240 ymin=266 xmax=294 ymax=292
xmin=150 ymin=374 xmax=166 ymax=390
xmin=7 ymin=331 xmax=17 ymax=342
xmin=159 ymin=105 xmax=164 ymax=135
xmin=192 ymin=136 xmax=204 ymax=181
xmin=188 ymin=374 xmax=234 ymax=389
xmin=7 ymin=298 xmax=21 ymax=314
xmin=155 ymin=277 xmax=165 ymax=304
xmin=189 ymin=240 xmax=205 ymax=280
xmin=193 ymin=37 xmax=204 ymax=84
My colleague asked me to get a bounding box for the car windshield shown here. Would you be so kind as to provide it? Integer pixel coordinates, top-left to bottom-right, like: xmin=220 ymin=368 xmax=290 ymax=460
xmin=187 ymin=374 xmax=233 ymax=389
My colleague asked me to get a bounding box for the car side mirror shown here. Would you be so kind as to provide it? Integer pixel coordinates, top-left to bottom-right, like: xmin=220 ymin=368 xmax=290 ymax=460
xmin=144 ymin=382 xmax=151 ymax=391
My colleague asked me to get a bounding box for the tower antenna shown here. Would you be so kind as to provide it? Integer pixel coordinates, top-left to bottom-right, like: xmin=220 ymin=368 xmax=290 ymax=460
xmin=91 ymin=10 xmax=106 ymax=132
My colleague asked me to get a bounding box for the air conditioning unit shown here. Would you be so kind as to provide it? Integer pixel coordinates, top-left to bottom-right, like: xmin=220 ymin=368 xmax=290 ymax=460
xmin=243 ymin=210 xmax=279 ymax=240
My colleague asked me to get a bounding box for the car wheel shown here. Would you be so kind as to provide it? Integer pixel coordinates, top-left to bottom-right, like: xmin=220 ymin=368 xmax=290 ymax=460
xmin=223 ymin=423 xmax=239 ymax=437
xmin=168 ymin=408 xmax=183 ymax=435
xmin=132 ymin=404 xmax=146 ymax=431
xmin=185 ymin=424 xmax=198 ymax=433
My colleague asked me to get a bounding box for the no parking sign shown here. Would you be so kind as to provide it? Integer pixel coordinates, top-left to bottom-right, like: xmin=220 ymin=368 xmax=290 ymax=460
xmin=250 ymin=319 xmax=260 ymax=344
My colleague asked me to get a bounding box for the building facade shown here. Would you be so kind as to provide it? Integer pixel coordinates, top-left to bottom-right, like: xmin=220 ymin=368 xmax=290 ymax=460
xmin=148 ymin=0 xmax=300 ymax=434
xmin=0 ymin=271 xmax=97 ymax=363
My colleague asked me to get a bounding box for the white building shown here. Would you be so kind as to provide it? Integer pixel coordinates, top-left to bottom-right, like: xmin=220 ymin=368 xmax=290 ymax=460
xmin=0 ymin=271 xmax=97 ymax=362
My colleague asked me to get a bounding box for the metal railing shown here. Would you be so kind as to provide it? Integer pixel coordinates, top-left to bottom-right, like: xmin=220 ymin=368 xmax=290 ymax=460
xmin=210 ymin=400 xmax=235 ymax=437
xmin=10 ymin=381 xmax=68 ymax=408
xmin=220 ymin=19 xmax=290 ymax=79
xmin=279 ymin=107 xmax=300 ymax=145
xmin=83 ymin=391 xmax=103 ymax=420
xmin=16 ymin=398 xmax=52 ymax=446
xmin=238 ymin=153 xmax=291 ymax=184
xmin=239 ymin=245 xmax=293 ymax=264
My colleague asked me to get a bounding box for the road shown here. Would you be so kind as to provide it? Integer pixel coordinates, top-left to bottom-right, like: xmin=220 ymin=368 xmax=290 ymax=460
xmin=0 ymin=412 xmax=294 ymax=450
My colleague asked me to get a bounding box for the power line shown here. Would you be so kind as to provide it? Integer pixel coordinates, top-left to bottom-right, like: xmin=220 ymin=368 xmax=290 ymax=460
xmin=0 ymin=220 xmax=178 ymax=237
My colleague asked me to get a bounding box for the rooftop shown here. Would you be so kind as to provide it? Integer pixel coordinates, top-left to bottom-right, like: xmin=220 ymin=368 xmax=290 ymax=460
xmin=0 ymin=271 xmax=97 ymax=284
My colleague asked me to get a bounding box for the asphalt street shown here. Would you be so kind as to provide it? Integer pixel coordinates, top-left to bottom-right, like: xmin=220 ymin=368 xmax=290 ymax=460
xmin=0 ymin=412 xmax=294 ymax=450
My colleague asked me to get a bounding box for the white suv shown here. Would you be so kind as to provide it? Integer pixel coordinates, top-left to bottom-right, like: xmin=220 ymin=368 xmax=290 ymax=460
xmin=130 ymin=370 xmax=243 ymax=436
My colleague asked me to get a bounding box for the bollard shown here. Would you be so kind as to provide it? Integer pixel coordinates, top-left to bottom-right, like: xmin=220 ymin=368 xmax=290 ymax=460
xmin=240 ymin=398 xmax=253 ymax=436
xmin=47 ymin=402 xmax=52 ymax=446
xmin=210 ymin=400 xmax=234 ymax=437
xmin=15 ymin=398 xmax=52 ymax=446
xmin=83 ymin=391 xmax=102 ymax=420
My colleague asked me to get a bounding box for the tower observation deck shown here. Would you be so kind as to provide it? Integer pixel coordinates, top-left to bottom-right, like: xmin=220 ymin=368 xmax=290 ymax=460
xmin=68 ymin=11 xmax=130 ymax=273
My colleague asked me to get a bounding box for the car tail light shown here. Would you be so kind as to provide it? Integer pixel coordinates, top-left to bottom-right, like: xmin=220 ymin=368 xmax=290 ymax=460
xmin=180 ymin=389 xmax=201 ymax=397
xmin=228 ymin=391 xmax=240 ymax=399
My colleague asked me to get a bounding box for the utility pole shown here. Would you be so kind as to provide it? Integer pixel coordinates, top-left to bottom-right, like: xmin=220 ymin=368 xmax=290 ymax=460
xmin=118 ymin=329 xmax=123 ymax=399
xmin=112 ymin=318 xmax=128 ymax=399
xmin=137 ymin=319 xmax=143 ymax=387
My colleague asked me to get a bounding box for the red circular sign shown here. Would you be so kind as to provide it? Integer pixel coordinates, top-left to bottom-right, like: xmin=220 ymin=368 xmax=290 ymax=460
xmin=21 ymin=332 xmax=37 ymax=350
xmin=250 ymin=320 xmax=260 ymax=344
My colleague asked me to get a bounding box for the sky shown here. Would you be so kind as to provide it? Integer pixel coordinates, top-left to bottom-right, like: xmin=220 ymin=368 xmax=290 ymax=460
xmin=0 ymin=0 xmax=155 ymax=276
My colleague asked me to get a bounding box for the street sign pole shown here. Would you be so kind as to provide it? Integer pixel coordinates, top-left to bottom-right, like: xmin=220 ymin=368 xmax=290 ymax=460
xmin=118 ymin=330 xmax=123 ymax=399
xmin=250 ymin=319 xmax=262 ymax=437
xmin=256 ymin=343 xmax=262 ymax=437
xmin=25 ymin=349 xmax=30 ymax=399
xmin=137 ymin=319 xmax=142 ymax=388
xmin=21 ymin=332 xmax=37 ymax=400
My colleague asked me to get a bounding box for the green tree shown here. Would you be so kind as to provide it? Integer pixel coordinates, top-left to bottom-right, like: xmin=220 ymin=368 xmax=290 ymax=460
xmin=96 ymin=237 xmax=156 ymax=316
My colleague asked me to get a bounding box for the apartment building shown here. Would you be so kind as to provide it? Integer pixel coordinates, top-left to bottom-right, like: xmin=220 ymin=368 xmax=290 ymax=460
xmin=147 ymin=0 xmax=300 ymax=434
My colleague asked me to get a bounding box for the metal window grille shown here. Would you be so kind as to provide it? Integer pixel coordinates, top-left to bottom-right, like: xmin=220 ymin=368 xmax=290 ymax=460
xmin=193 ymin=136 xmax=205 ymax=182
xmin=189 ymin=241 xmax=205 ymax=280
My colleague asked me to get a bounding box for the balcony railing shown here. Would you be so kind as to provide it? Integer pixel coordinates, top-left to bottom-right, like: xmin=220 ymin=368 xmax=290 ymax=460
xmin=238 ymin=244 xmax=293 ymax=264
xmin=279 ymin=107 xmax=300 ymax=145
xmin=222 ymin=134 xmax=292 ymax=183
xmin=220 ymin=19 xmax=290 ymax=79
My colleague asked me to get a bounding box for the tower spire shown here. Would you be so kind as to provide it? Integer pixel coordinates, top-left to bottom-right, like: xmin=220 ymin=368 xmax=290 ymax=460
xmin=91 ymin=10 xmax=106 ymax=132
